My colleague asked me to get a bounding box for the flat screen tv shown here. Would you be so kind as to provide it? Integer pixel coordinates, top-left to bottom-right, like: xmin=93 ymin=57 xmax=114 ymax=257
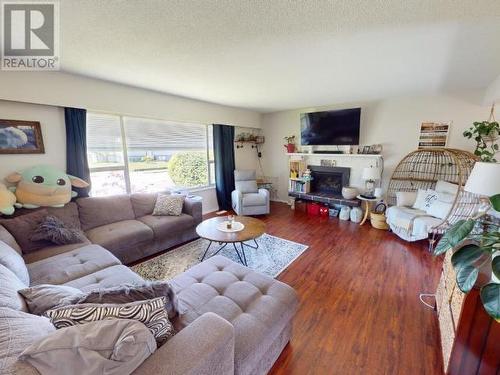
xmin=300 ymin=108 xmax=361 ymax=146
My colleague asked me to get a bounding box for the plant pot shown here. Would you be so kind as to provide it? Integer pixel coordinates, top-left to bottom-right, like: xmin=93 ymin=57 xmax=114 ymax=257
xmin=284 ymin=143 xmax=295 ymax=153
xmin=481 ymin=129 xmax=499 ymax=143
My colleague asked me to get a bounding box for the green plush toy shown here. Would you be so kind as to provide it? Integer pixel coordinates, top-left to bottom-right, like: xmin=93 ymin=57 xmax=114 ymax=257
xmin=5 ymin=165 xmax=89 ymax=209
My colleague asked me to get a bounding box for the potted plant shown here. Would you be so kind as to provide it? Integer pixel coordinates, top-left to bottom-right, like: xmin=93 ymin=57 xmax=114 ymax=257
xmin=284 ymin=135 xmax=296 ymax=153
xmin=433 ymin=194 xmax=500 ymax=321
xmin=463 ymin=120 xmax=499 ymax=162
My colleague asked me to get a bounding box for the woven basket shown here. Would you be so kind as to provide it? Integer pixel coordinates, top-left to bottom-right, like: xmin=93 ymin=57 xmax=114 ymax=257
xmin=370 ymin=212 xmax=389 ymax=230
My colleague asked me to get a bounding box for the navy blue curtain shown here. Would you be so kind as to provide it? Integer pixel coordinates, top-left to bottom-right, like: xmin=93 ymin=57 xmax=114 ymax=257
xmin=213 ymin=124 xmax=235 ymax=211
xmin=65 ymin=107 xmax=90 ymax=197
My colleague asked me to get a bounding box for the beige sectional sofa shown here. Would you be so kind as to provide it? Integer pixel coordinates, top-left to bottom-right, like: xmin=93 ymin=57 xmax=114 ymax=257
xmin=0 ymin=193 xmax=299 ymax=375
xmin=0 ymin=192 xmax=202 ymax=264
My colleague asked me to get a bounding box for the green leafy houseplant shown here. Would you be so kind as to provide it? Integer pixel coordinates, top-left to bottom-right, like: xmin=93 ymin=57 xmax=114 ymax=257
xmin=433 ymin=194 xmax=500 ymax=321
xmin=463 ymin=121 xmax=500 ymax=162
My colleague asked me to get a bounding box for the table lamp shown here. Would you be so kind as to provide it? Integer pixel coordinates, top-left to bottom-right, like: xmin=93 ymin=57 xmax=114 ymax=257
xmin=362 ymin=167 xmax=381 ymax=198
xmin=464 ymin=162 xmax=500 ymax=212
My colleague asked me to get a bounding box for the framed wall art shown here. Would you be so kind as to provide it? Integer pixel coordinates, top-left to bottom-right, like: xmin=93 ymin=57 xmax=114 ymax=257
xmin=0 ymin=119 xmax=45 ymax=154
xmin=418 ymin=122 xmax=451 ymax=149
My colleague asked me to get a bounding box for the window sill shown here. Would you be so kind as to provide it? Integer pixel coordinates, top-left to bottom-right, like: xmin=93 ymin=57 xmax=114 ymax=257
xmin=188 ymin=185 xmax=216 ymax=193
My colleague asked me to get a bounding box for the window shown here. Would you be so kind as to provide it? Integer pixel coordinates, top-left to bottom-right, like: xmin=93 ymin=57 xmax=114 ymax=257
xmin=87 ymin=113 xmax=214 ymax=197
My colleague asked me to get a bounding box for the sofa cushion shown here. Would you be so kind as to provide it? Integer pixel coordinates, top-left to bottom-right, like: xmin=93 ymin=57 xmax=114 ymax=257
xmin=46 ymin=202 xmax=82 ymax=230
xmin=0 ymin=204 xmax=83 ymax=254
xmin=0 ymin=307 xmax=55 ymax=374
xmin=237 ymin=180 xmax=258 ymax=194
xmin=0 ymin=240 xmax=30 ymax=285
xmin=0 ymin=264 xmax=28 ymax=312
xmin=23 ymin=239 xmax=91 ymax=264
xmin=77 ymin=195 xmax=136 ymax=231
xmin=138 ymin=214 xmax=195 ymax=239
xmin=85 ymin=220 xmax=154 ymax=253
xmin=21 ymin=319 xmax=156 ymax=375
xmin=0 ymin=225 xmax=21 ymax=254
xmin=130 ymin=192 xmax=159 ymax=218
xmin=27 ymin=245 xmax=121 ymax=286
xmin=170 ymin=255 xmax=299 ymax=375
xmin=0 ymin=209 xmax=53 ymax=254
xmin=242 ymin=193 xmax=267 ymax=207
xmin=234 ymin=170 xmax=256 ymax=181
xmin=63 ymin=265 xmax=144 ymax=291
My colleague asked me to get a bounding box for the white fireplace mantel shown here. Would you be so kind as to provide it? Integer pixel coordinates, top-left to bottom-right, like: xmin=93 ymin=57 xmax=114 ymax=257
xmin=287 ymin=153 xmax=384 ymax=190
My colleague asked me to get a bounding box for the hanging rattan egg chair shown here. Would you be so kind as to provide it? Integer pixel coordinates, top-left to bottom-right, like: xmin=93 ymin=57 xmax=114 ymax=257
xmin=386 ymin=148 xmax=480 ymax=248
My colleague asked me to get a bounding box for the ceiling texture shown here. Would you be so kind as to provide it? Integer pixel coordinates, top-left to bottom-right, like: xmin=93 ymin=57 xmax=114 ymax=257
xmin=61 ymin=0 xmax=500 ymax=112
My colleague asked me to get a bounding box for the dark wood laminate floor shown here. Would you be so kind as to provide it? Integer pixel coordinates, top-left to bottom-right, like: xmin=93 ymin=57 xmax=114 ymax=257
xmin=257 ymin=202 xmax=444 ymax=375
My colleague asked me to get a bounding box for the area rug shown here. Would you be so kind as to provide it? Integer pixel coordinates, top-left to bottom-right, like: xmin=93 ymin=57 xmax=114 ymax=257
xmin=132 ymin=233 xmax=308 ymax=280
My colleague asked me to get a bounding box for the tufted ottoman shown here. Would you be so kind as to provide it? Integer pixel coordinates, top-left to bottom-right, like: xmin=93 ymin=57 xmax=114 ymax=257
xmin=170 ymin=255 xmax=299 ymax=375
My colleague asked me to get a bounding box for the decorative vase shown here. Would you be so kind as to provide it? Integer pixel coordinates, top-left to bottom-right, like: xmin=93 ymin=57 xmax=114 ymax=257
xmin=339 ymin=206 xmax=351 ymax=221
xmin=350 ymin=206 xmax=363 ymax=223
xmin=342 ymin=186 xmax=358 ymax=200
xmin=284 ymin=143 xmax=295 ymax=153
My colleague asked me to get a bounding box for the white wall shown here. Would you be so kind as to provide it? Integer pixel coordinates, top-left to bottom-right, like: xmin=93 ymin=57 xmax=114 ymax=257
xmin=0 ymin=100 xmax=66 ymax=178
xmin=261 ymin=92 xmax=497 ymax=202
xmin=0 ymin=72 xmax=262 ymax=214
xmin=0 ymin=71 xmax=261 ymax=128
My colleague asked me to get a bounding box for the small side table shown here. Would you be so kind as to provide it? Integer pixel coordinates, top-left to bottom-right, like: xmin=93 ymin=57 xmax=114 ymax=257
xmin=356 ymin=195 xmax=378 ymax=226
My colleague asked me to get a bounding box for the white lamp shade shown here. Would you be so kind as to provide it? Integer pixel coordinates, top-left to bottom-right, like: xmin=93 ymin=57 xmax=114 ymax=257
xmin=464 ymin=162 xmax=500 ymax=196
xmin=362 ymin=167 xmax=381 ymax=181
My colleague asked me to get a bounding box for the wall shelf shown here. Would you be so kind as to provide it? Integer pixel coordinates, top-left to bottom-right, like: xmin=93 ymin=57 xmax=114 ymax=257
xmin=287 ymin=153 xmax=382 ymax=158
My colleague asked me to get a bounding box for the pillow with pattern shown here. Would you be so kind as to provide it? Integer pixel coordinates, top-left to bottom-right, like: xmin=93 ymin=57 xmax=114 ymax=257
xmin=152 ymin=194 xmax=184 ymax=216
xmin=413 ymin=189 xmax=438 ymax=211
xmin=44 ymin=296 xmax=175 ymax=344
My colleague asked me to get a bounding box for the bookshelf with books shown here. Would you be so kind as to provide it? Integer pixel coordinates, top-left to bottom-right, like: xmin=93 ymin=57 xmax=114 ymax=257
xmin=288 ymin=157 xmax=310 ymax=194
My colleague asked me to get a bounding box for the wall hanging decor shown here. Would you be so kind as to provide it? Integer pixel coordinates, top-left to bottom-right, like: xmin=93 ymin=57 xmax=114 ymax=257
xmin=417 ymin=121 xmax=450 ymax=149
xmin=0 ymin=119 xmax=45 ymax=154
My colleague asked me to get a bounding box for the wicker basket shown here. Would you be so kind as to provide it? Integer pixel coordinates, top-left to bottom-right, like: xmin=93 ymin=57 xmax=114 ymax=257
xmin=370 ymin=212 xmax=389 ymax=230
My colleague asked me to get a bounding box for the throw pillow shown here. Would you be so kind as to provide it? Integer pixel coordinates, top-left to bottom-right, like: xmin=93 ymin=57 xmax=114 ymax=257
xmin=152 ymin=194 xmax=184 ymax=216
xmin=19 ymin=284 xmax=85 ymax=316
xmin=45 ymin=297 xmax=175 ymax=344
xmin=61 ymin=281 xmax=178 ymax=319
xmin=0 ymin=210 xmax=52 ymax=253
xmin=425 ymin=191 xmax=455 ymax=219
xmin=0 ymin=240 xmax=30 ymax=285
xmin=0 ymin=307 xmax=55 ymax=374
xmin=427 ymin=200 xmax=453 ymax=220
xmin=413 ymin=189 xmax=438 ymax=211
xmin=30 ymin=215 xmax=86 ymax=245
xmin=20 ymin=319 xmax=156 ymax=375
xmin=435 ymin=180 xmax=459 ymax=195
xmin=395 ymin=191 xmax=417 ymax=207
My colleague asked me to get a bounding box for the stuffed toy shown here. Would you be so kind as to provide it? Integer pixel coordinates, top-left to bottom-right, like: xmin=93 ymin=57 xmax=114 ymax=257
xmin=0 ymin=183 xmax=16 ymax=215
xmin=5 ymin=165 xmax=89 ymax=209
